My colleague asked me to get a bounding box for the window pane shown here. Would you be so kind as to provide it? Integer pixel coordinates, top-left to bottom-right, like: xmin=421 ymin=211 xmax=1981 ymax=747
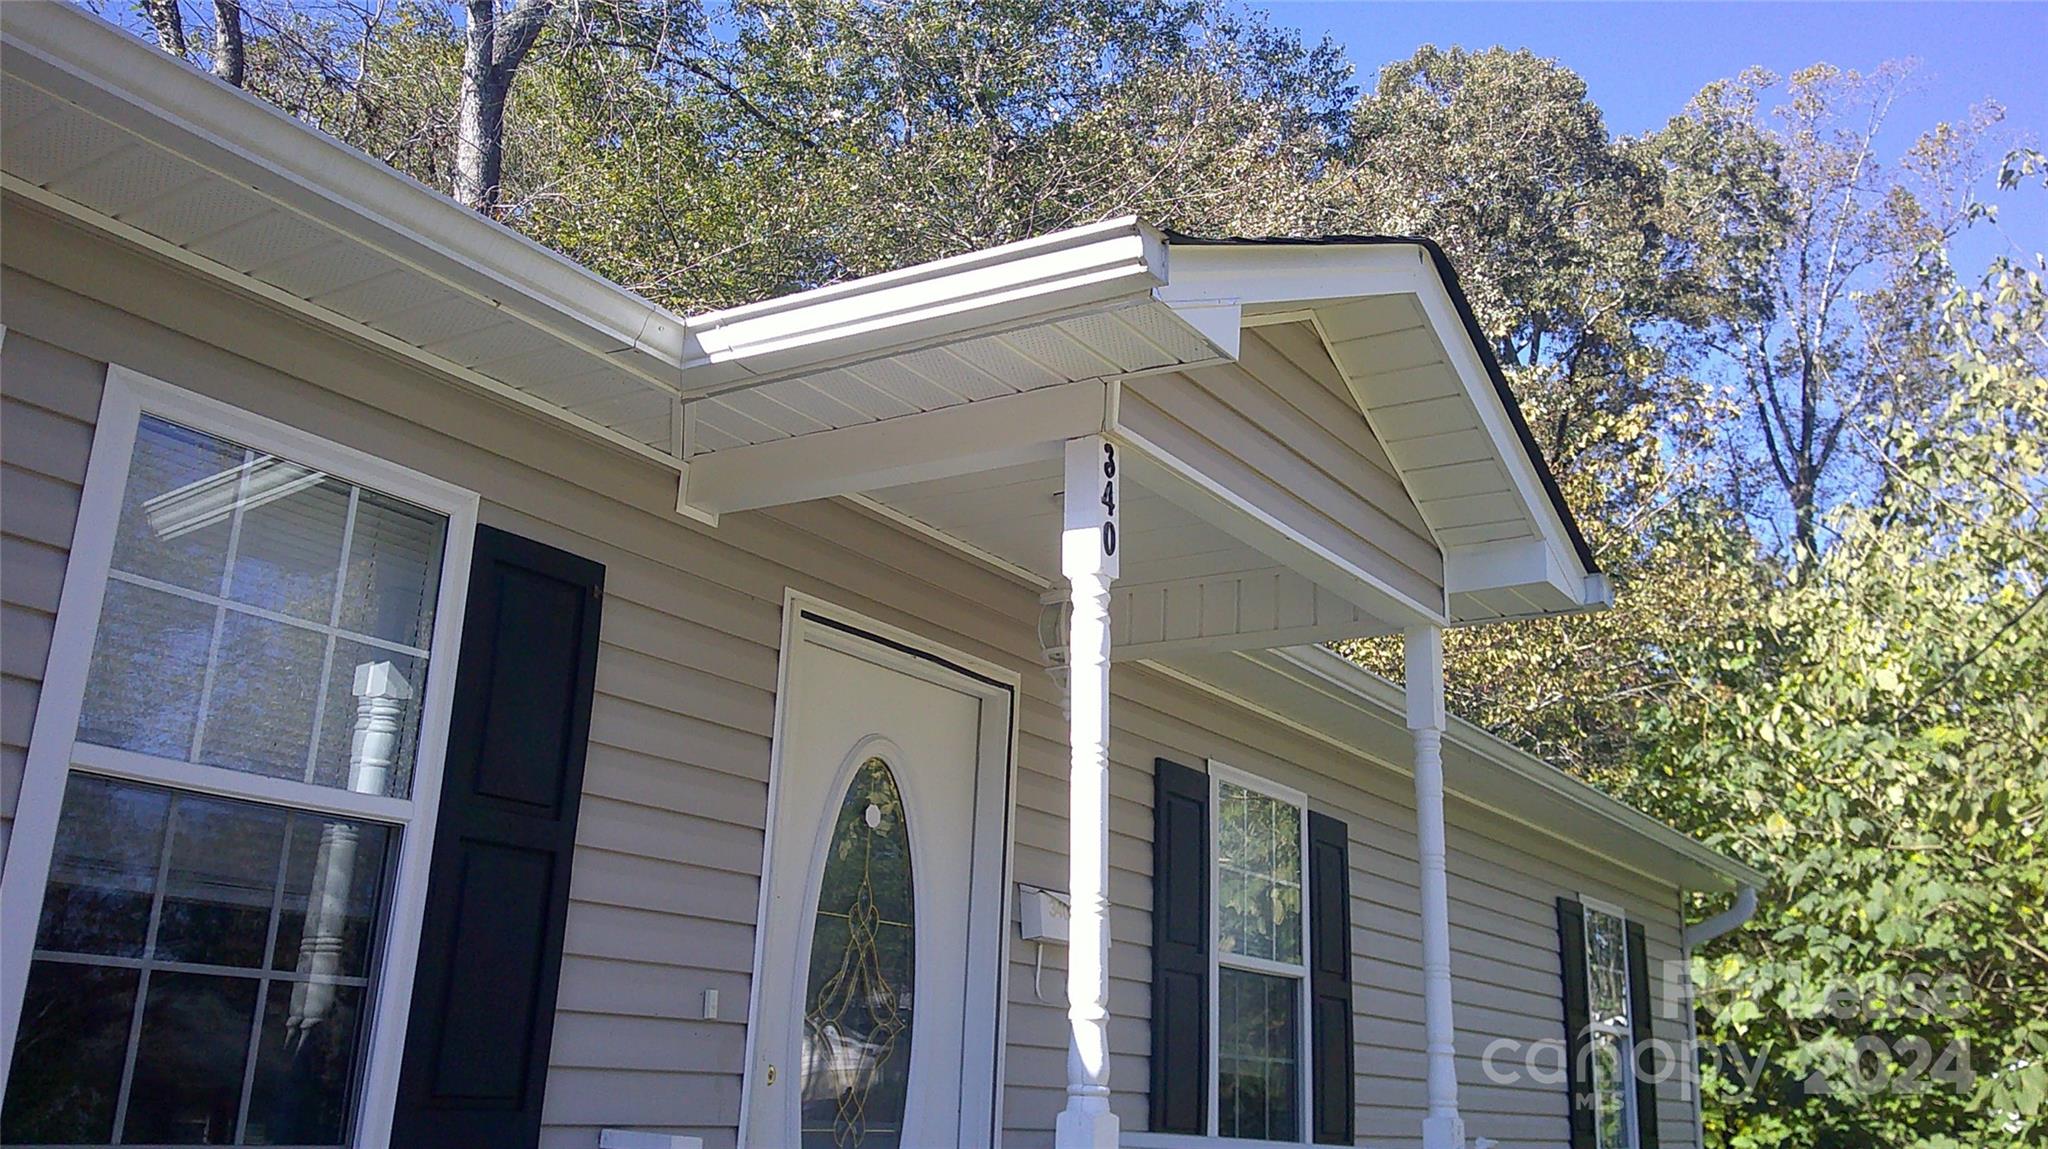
xmin=1586 ymin=907 xmax=1630 ymax=1027
xmin=225 ymin=471 xmax=352 ymax=622
xmin=1590 ymin=1028 xmax=1633 ymax=1149
xmin=80 ymin=415 xmax=446 ymax=798
xmin=0 ymin=961 xmax=139 ymax=1143
xmin=1216 ymin=865 xmax=1268 ymax=962
xmin=155 ymin=795 xmax=289 ymax=969
xmin=244 ymin=981 xmax=366 ymax=1146
xmin=122 ymin=971 xmax=260 ymax=1145
xmin=1217 ymin=967 xmax=1300 ymax=1141
xmin=337 ymin=489 xmax=443 ymax=648
xmin=34 ymin=773 xmax=171 ymax=957
xmin=1215 ymin=780 xmax=1303 ymax=965
xmin=271 ymin=814 xmax=396 ymax=979
xmin=78 ymin=579 xmax=215 ymax=758
xmin=12 ymin=777 xmax=392 ymax=1148
xmin=197 ymin=613 xmax=327 ymax=780
xmin=112 ymin=416 xmax=242 ymax=594
xmin=802 ymin=758 xmax=915 ymax=1149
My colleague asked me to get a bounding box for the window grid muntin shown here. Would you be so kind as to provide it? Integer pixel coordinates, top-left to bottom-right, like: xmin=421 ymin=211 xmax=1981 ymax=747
xmin=82 ymin=414 xmax=443 ymax=798
xmin=1208 ymin=763 xmax=1313 ymax=1142
xmin=1580 ymin=899 xmax=1637 ymax=1149
xmin=16 ymin=776 xmax=395 ymax=1147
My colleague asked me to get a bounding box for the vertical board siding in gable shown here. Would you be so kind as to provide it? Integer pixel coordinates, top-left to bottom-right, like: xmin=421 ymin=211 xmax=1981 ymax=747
xmin=3 ymin=220 xmax=1704 ymax=1149
xmin=0 ymin=332 xmax=103 ymax=871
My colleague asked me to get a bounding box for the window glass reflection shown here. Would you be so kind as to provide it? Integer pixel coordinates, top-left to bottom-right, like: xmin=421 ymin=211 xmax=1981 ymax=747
xmin=78 ymin=415 xmax=446 ymax=800
xmin=1 ymin=776 xmax=395 ymax=1147
xmin=1215 ymin=780 xmax=1303 ymax=964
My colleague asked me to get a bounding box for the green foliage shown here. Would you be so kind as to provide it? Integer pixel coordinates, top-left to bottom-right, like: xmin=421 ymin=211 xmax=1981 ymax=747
xmin=1643 ymin=257 xmax=2048 ymax=1147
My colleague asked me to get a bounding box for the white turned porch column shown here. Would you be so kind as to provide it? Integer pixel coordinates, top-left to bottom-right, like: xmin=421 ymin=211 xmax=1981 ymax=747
xmin=1407 ymin=626 xmax=1465 ymax=1149
xmin=1057 ymin=435 xmax=1121 ymax=1149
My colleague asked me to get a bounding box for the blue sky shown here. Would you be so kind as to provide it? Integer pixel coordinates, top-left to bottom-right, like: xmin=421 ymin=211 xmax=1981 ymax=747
xmin=1267 ymin=1 xmax=2047 ymax=272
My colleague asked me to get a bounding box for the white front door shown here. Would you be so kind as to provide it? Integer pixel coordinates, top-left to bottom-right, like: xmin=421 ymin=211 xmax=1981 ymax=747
xmin=743 ymin=604 xmax=1014 ymax=1149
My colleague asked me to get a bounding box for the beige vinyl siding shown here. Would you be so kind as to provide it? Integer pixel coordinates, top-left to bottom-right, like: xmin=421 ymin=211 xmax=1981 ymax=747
xmin=1118 ymin=327 xmax=1444 ymax=610
xmin=0 ymin=330 xmax=103 ymax=871
xmin=2 ymin=202 xmax=1700 ymax=1149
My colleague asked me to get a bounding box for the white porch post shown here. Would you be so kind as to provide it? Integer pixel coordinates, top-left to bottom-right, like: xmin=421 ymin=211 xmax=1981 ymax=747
xmin=1407 ymin=626 xmax=1465 ymax=1149
xmin=1057 ymin=435 xmax=1121 ymax=1149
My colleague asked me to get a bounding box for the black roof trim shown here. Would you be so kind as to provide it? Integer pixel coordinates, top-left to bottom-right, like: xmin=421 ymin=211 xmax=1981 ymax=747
xmin=1161 ymin=230 xmax=1600 ymax=576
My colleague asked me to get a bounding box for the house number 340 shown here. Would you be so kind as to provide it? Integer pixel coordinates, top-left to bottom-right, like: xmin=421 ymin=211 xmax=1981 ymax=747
xmin=1099 ymin=441 xmax=1118 ymax=557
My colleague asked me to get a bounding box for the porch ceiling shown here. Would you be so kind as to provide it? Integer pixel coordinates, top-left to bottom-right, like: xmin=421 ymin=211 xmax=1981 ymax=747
xmin=871 ymin=458 xmax=1396 ymax=660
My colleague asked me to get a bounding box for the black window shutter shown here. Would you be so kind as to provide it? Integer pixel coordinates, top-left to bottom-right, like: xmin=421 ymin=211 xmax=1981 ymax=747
xmin=1307 ymin=811 xmax=1355 ymax=1144
xmin=392 ymin=525 xmax=605 ymax=1149
xmin=1556 ymin=897 xmax=1596 ymax=1149
xmin=1150 ymin=757 xmax=1209 ymax=1134
xmin=1625 ymin=920 xmax=1661 ymax=1149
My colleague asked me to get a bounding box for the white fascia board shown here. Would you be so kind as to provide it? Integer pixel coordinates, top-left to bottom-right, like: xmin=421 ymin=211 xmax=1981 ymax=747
xmin=1445 ymin=537 xmax=1573 ymax=596
xmin=1154 ymin=295 xmax=1243 ymax=361
xmin=6 ymin=176 xmax=692 ymax=478
xmin=1403 ymin=260 xmax=1594 ymax=597
xmin=1178 ymin=645 xmax=1767 ymax=892
xmin=1153 ymin=242 xmax=1422 ymax=306
xmin=1444 ymin=535 xmax=1609 ymax=617
xmin=678 ymin=218 xmax=1169 ymax=391
xmin=1 ymin=3 xmax=691 ymax=383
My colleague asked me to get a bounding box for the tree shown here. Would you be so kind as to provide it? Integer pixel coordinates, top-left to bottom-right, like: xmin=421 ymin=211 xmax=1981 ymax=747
xmin=671 ymin=0 xmax=1353 ymax=294
xmin=1336 ymin=47 xmax=1727 ymax=479
xmin=454 ymin=0 xmax=557 ymax=211
xmin=1330 ymin=47 xmax=1774 ymax=777
xmin=141 ymin=0 xmax=186 ymax=54
xmin=1653 ymin=64 xmax=2007 ymax=561
xmin=1643 ymin=250 xmax=2048 ymax=1148
xmin=212 ymin=0 xmax=246 ymax=86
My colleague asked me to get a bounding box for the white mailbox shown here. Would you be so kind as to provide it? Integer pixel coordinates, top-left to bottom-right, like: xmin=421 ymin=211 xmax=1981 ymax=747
xmin=1018 ymin=884 xmax=1071 ymax=944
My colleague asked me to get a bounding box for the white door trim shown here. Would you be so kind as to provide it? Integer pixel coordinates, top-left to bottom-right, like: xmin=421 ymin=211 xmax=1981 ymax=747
xmin=738 ymin=590 xmax=1020 ymax=1148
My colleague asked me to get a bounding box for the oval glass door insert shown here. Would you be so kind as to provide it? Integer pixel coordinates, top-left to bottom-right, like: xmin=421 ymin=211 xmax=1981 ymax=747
xmin=800 ymin=757 xmax=915 ymax=1147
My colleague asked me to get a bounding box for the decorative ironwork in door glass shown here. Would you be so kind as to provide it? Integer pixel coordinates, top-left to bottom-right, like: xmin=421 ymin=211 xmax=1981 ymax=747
xmin=801 ymin=757 xmax=915 ymax=1147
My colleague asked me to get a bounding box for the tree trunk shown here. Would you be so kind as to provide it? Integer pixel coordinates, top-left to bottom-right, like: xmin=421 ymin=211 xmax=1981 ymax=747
xmin=142 ymin=0 xmax=186 ymax=56
xmin=212 ymin=0 xmax=246 ymax=87
xmin=452 ymin=0 xmax=554 ymax=214
xmin=454 ymin=1 xmax=505 ymax=211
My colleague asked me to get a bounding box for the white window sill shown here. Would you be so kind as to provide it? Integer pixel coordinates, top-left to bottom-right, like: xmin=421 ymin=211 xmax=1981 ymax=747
xmin=1122 ymin=1134 xmax=1328 ymax=1149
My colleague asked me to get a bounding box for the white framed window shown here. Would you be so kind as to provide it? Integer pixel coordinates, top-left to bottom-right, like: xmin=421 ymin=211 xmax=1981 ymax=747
xmin=1580 ymin=895 xmax=1638 ymax=1149
xmin=1208 ymin=761 xmax=1312 ymax=1142
xmin=0 ymin=366 xmax=478 ymax=1148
